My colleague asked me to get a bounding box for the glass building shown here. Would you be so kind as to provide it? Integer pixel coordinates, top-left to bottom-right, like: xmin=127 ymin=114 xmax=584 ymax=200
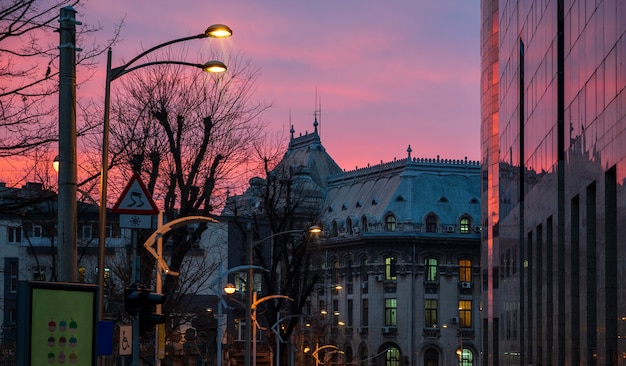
xmin=481 ymin=1 xmax=626 ymax=365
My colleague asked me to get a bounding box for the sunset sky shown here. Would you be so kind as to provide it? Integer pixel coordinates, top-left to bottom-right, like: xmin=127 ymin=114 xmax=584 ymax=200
xmin=81 ymin=1 xmax=480 ymax=171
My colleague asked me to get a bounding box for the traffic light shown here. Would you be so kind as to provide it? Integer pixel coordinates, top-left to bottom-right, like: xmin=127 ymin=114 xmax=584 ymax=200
xmin=139 ymin=289 xmax=166 ymax=336
xmin=124 ymin=283 xmax=143 ymax=315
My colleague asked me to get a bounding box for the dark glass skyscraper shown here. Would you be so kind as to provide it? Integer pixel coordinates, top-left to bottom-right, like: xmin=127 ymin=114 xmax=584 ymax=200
xmin=481 ymin=1 xmax=626 ymax=364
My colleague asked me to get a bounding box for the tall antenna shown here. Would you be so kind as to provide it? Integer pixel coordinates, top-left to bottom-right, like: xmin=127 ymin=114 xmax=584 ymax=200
xmin=314 ymin=88 xmax=322 ymax=137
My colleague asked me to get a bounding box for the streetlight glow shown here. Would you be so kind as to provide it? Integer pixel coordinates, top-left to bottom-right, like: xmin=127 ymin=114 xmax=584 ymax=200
xmin=308 ymin=225 xmax=322 ymax=234
xmin=202 ymin=60 xmax=228 ymax=73
xmin=224 ymin=283 xmax=236 ymax=295
xmin=205 ymin=24 xmax=233 ymax=38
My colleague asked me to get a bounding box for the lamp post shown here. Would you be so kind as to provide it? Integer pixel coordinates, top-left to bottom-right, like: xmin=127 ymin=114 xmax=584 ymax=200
xmin=244 ymin=226 xmax=322 ymax=366
xmin=443 ymin=307 xmax=464 ymax=366
xmin=250 ymin=292 xmax=293 ymax=366
xmin=271 ymin=314 xmax=304 ymax=366
xmin=98 ymin=24 xmax=231 ymax=366
xmin=210 ymin=264 xmax=266 ymax=366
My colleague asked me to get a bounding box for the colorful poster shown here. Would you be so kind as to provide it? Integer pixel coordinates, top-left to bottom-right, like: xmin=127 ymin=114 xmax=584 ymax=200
xmin=30 ymin=287 xmax=94 ymax=365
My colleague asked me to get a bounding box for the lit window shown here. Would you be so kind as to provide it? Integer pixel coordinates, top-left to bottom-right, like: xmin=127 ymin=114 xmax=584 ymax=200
xmin=384 ymin=298 xmax=397 ymax=326
xmin=460 ymin=217 xmax=470 ymax=233
xmin=460 ymin=348 xmax=474 ymax=366
xmin=459 ymin=300 xmax=472 ymax=328
xmin=425 ymin=258 xmax=438 ymax=282
xmin=459 ymin=259 xmax=472 ymax=282
xmin=425 ymin=299 xmax=438 ymax=327
xmin=385 ymin=257 xmax=397 ymax=280
xmin=78 ymin=267 xmax=86 ymax=283
xmin=385 ymin=215 xmax=397 ymax=232
xmin=385 ymin=347 xmax=401 ymax=366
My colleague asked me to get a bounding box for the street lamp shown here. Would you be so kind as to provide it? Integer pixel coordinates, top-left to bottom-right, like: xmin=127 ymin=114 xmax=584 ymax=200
xmin=210 ymin=264 xmax=266 ymax=366
xmin=271 ymin=314 xmax=305 ymax=366
xmin=244 ymin=226 xmax=322 ymax=366
xmin=97 ymin=25 xmax=231 ymax=366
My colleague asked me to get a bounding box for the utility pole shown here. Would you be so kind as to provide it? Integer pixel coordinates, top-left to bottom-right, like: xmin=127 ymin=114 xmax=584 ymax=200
xmin=58 ymin=6 xmax=80 ymax=283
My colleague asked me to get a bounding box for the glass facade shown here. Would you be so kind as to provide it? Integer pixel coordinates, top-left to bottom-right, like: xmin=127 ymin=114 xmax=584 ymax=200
xmin=481 ymin=0 xmax=626 ymax=364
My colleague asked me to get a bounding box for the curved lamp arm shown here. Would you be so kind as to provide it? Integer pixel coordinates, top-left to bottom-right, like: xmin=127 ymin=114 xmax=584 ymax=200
xmin=109 ymin=24 xmax=232 ymax=81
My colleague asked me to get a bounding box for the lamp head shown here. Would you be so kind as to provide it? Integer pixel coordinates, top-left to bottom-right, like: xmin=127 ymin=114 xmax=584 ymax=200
xmin=205 ymin=24 xmax=233 ymax=38
xmin=308 ymin=225 xmax=322 ymax=234
xmin=224 ymin=283 xmax=236 ymax=295
xmin=202 ymin=60 xmax=227 ymax=73
xmin=52 ymin=155 xmax=59 ymax=173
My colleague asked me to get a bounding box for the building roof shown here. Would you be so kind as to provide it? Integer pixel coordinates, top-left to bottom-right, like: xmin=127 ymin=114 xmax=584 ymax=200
xmin=320 ymin=155 xmax=481 ymax=234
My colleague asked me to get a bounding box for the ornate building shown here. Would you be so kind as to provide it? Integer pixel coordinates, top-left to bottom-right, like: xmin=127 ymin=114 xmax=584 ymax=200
xmin=222 ymin=122 xmax=481 ymax=366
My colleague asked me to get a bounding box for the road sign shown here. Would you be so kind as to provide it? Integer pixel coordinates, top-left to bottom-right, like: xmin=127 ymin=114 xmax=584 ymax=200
xmin=119 ymin=325 xmax=132 ymax=356
xmin=112 ymin=173 xmax=158 ymax=215
xmin=119 ymin=214 xmax=152 ymax=229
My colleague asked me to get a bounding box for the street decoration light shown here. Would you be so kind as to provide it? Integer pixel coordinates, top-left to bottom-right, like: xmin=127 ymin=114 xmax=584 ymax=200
xmin=97 ymin=25 xmax=231 ymax=366
xmin=244 ymin=226 xmax=322 ymax=366
xmin=304 ymin=344 xmax=342 ymax=366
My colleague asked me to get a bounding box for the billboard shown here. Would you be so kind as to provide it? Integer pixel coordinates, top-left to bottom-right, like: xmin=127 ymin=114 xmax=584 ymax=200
xmin=17 ymin=281 xmax=97 ymax=365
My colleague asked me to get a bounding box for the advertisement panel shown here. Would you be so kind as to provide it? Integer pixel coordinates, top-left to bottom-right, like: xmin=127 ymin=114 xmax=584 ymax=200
xmin=18 ymin=282 xmax=97 ymax=365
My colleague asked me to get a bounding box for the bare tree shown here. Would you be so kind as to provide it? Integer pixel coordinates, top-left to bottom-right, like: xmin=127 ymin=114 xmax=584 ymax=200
xmin=224 ymin=138 xmax=327 ymax=366
xmin=0 ymin=0 xmax=120 ymax=170
xmin=107 ymin=48 xmax=270 ymax=311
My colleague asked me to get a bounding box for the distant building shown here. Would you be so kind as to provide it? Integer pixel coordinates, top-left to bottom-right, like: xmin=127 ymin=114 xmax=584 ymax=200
xmin=480 ymin=0 xmax=626 ymax=364
xmin=0 ymin=182 xmax=124 ymax=349
xmin=223 ymin=122 xmax=481 ymax=366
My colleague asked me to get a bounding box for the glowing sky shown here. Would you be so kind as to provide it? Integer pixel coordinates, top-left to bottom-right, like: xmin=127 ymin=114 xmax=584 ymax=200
xmin=81 ymin=1 xmax=480 ymax=171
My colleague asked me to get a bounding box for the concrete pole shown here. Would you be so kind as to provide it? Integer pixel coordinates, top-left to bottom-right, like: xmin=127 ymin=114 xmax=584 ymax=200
xmin=58 ymin=6 xmax=79 ymax=283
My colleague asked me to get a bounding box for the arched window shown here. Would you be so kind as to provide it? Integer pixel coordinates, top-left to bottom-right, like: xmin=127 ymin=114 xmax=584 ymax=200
xmin=359 ymin=346 xmax=368 ymax=366
xmin=346 ymin=217 xmax=353 ymax=235
xmin=425 ymin=214 xmax=437 ymax=232
xmin=460 ymin=348 xmax=474 ymax=365
xmin=423 ymin=348 xmax=439 ymax=366
xmin=460 ymin=216 xmax=471 ymax=233
xmin=385 ymin=346 xmax=401 ymax=366
xmin=425 ymin=258 xmax=438 ymax=282
xmin=332 ymin=220 xmax=338 ymax=236
xmin=361 ymin=215 xmax=368 ymax=232
xmin=385 ymin=214 xmax=397 ymax=231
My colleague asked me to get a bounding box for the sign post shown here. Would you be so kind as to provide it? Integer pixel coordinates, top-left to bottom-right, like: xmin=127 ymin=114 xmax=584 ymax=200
xmin=113 ymin=174 xmax=158 ymax=366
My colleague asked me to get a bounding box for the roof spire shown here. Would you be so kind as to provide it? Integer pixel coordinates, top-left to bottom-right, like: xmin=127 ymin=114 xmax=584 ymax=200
xmin=407 ymin=145 xmax=412 ymax=160
xmin=290 ymin=125 xmax=295 ymax=140
xmin=313 ymin=117 xmax=319 ymax=134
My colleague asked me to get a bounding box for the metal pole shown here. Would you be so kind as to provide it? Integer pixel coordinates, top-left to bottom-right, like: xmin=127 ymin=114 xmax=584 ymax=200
xmin=95 ymin=46 xmax=112 ymax=366
xmin=58 ymin=6 xmax=78 ymax=283
xmin=155 ymin=212 xmax=164 ymax=366
xmin=245 ymin=224 xmax=253 ymax=366
xmin=276 ymin=312 xmax=280 ymax=366
xmin=132 ymin=228 xmax=140 ymax=366
xmin=252 ymin=291 xmax=258 ymax=366
xmin=217 ymin=264 xmax=223 ymax=366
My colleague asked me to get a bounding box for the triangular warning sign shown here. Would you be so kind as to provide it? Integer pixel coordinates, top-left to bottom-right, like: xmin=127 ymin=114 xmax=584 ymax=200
xmin=112 ymin=173 xmax=159 ymax=215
